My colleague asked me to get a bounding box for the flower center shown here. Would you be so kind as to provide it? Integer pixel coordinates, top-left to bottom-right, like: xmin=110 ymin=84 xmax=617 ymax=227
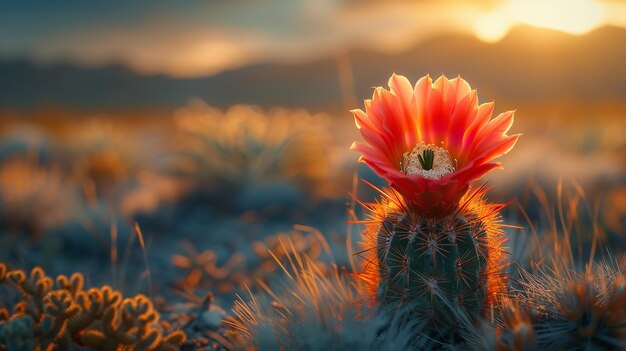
xmin=401 ymin=142 xmax=455 ymax=179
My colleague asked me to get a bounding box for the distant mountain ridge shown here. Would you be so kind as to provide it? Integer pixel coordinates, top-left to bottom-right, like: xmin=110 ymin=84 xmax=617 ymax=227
xmin=1 ymin=25 xmax=625 ymax=110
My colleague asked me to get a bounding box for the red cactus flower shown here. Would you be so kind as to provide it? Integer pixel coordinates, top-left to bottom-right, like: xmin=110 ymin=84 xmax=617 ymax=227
xmin=351 ymin=74 xmax=519 ymax=217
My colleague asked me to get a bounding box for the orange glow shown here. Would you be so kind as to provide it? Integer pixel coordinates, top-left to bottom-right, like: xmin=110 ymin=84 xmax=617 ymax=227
xmin=475 ymin=0 xmax=605 ymax=42
xmin=15 ymin=1 xmax=626 ymax=77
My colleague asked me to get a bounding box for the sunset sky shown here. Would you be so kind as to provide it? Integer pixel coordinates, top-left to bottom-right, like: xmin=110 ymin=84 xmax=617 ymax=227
xmin=2 ymin=0 xmax=625 ymax=78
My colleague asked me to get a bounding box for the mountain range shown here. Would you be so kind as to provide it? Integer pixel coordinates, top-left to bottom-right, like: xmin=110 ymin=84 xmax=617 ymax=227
xmin=1 ymin=25 xmax=625 ymax=111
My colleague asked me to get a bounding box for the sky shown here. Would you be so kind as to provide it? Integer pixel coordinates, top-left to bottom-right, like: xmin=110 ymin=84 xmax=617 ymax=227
xmin=2 ymin=0 xmax=626 ymax=78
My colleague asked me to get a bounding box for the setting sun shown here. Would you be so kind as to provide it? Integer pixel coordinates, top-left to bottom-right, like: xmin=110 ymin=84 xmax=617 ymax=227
xmin=475 ymin=0 xmax=605 ymax=42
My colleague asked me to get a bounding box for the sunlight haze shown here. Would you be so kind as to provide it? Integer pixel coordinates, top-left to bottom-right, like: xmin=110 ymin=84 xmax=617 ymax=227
xmin=0 ymin=0 xmax=625 ymax=77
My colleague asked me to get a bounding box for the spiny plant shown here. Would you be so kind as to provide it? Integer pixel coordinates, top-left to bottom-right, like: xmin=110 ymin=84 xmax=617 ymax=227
xmin=351 ymin=74 xmax=519 ymax=341
xmin=357 ymin=185 xmax=509 ymax=338
xmin=510 ymin=261 xmax=626 ymax=350
xmin=0 ymin=262 xmax=185 ymax=351
xmin=225 ymin=235 xmax=493 ymax=351
xmin=496 ymin=298 xmax=537 ymax=351
xmin=227 ymin=237 xmax=423 ymax=351
xmin=495 ymin=180 xmax=626 ymax=350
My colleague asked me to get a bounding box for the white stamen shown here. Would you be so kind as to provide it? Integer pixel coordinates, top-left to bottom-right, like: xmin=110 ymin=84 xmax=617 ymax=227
xmin=402 ymin=141 xmax=455 ymax=179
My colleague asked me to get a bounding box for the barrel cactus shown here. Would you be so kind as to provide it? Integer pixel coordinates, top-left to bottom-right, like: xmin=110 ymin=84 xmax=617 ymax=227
xmin=358 ymin=186 xmax=508 ymax=335
xmin=351 ymin=73 xmax=518 ymax=339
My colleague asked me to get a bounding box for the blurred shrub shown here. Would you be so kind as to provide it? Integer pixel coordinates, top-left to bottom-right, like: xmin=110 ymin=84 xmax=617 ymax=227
xmin=154 ymin=293 xmax=228 ymax=349
xmin=169 ymin=100 xmax=331 ymax=212
xmin=120 ymin=172 xmax=189 ymax=217
xmin=0 ymin=125 xmax=52 ymax=165
xmin=603 ymin=186 xmax=626 ymax=236
xmin=0 ymin=159 xmax=78 ymax=237
xmin=54 ymin=120 xmax=159 ymax=202
xmin=172 ymin=227 xmax=329 ymax=296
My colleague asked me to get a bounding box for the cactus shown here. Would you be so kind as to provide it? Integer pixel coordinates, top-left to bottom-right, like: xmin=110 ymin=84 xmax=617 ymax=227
xmin=514 ymin=263 xmax=626 ymax=350
xmin=496 ymin=299 xmax=537 ymax=351
xmin=358 ymin=186 xmax=508 ymax=338
xmin=0 ymin=262 xmax=186 ymax=351
xmin=350 ymin=74 xmax=518 ymax=342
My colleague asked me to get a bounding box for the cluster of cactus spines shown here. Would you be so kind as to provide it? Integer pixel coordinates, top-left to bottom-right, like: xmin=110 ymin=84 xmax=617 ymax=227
xmin=543 ymin=276 xmax=626 ymax=349
xmin=496 ymin=299 xmax=537 ymax=351
xmin=358 ymin=186 xmax=508 ymax=337
xmin=506 ymin=263 xmax=626 ymax=350
xmin=0 ymin=262 xmax=185 ymax=351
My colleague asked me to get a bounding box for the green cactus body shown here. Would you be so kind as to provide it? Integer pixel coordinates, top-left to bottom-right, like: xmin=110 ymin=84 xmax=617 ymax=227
xmin=358 ymin=187 xmax=507 ymax=338
xmin=376 ymin=209 xmax=488 ymax=328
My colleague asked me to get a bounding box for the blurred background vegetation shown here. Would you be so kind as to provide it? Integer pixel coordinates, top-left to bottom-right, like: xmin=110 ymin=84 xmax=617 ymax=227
xmin=0 ymin=0 xmax=624 ymax=317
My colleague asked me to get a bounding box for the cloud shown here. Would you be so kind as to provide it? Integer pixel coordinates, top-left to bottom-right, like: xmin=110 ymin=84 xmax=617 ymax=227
xmin=0 ymin=0 xmax=624 ymax=77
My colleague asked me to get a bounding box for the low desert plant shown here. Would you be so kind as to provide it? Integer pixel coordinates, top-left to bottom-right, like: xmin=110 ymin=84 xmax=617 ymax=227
xmin=0 ymin=262 xmax=185 ymax=351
